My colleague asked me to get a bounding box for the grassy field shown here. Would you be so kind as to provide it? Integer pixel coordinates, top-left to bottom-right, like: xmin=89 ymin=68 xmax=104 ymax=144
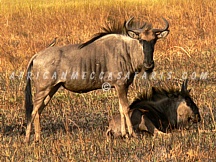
xmin=0 ymin=0 xmax=216 ymax=161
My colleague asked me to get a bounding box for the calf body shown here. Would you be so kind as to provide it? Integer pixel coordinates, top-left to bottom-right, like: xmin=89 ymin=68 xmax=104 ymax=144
xmin=107 ymin=105 xmax=164 ymax=138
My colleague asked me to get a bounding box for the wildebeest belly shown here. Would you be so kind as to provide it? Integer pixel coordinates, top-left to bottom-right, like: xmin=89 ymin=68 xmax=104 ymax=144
xmin=62 ymin=78 xmax=111 ymax=93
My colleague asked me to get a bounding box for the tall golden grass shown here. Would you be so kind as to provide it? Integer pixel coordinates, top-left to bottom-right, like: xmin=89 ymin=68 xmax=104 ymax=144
xmin=0 ymin=0 xmax=216 ymax=161
xmin=0 ymin=0 xmax=215 ymax=71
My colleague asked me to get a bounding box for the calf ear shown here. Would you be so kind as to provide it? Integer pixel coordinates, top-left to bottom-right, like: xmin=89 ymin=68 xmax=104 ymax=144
xmin=127 ymin=31 xmax=140 ymax=39
xmin=157 ymin=30 xmax=169 ymax=39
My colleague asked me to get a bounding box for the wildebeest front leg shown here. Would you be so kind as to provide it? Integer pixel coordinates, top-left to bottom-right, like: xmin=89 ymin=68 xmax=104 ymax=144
xmin=115 ymin=85 xmax=136 ymax=137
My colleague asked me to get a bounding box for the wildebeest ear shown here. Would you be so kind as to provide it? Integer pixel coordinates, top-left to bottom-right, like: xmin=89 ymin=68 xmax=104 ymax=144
xmin=127 ymin=31 xmax=140 ymax=39
xmin=156 ymin=30 xmax=169 ymax=39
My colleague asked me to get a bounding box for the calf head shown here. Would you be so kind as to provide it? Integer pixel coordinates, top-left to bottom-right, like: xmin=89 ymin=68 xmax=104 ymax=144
xmin=177 ymin=80 xmax=201 ymax=127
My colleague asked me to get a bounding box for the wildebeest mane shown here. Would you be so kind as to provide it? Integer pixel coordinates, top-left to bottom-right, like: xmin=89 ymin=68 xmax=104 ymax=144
xmin=131 ymin=85 xmax=180 ymax=107
xmin=79 ymin=21 xmax=126 ymax=49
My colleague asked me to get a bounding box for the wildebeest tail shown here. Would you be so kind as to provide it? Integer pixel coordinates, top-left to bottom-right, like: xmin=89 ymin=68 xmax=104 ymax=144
xmin=25 ymin=54 xmax=37 ymax=123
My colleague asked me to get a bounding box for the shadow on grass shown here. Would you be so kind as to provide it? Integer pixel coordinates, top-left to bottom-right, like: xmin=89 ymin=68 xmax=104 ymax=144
xmin=1 ymin=123 xmax=26 ymax=136
xmin=1 ymin=113 xmax=109 ymax=138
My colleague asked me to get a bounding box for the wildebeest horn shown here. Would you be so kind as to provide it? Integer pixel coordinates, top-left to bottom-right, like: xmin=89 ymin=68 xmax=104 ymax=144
xmin=184 ymin=79 xmax=188 ymax=90
xmin=181 ymin=79 xmax=188 ymax=93
xmin=125 ymin=17 xmax=134 ymax=30
xmin=125 ymin=17 xmax=147 ymax=33
xmin=152 ymin=17 xmax=169 ymax=33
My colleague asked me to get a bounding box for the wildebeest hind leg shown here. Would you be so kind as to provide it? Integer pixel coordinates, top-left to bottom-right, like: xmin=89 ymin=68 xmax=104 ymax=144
xmin=25 ymin=84 xmax=61 ymax=143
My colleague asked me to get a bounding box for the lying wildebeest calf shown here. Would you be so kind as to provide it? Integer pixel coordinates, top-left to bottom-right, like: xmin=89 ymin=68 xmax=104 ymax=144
xmin=106 ymin=80 xmax=201 ymax=138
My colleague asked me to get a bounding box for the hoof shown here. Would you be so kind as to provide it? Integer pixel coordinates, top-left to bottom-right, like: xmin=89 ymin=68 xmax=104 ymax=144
xmin=131 ymin=131 xmax=138 ymax=138
xmin=126 ymin=131 xmax=138 ymax=139
xmin=25 ymin=137 xmax=30 ymax=144
xmin=121 ymin=131 xmax=138 ymax=139
xmin=122 ymin=133 xmax=129 ymax=139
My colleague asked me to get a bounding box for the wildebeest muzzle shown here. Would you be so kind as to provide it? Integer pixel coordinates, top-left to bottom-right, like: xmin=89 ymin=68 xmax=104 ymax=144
xmin=143 ymin=60 xmax=154 ymax=73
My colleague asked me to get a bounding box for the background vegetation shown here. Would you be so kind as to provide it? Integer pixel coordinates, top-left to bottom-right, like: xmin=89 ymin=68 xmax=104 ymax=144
xmin=0 ymin=0 xmax=215 ymax=161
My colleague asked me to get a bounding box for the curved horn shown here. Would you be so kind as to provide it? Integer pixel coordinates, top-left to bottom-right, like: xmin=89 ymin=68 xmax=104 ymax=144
xmin=125 ymin=17 xmax=147 ymax=33
xmin=152 ymin=17 xmax=169 ymax=33
xmin=138 ymin=22 xmax=147 ymax=30
xmin=131 ymin=22 xmax=147 ymax=33
xmin=184 ymin=79 xmax=188 ymax=90
xmin=181 ymin=81 xmax=185 ymax=93
xmin=125 ymin=17 xmax=134 ymax=31
xmin=181 ymin=79 xmax=188 ymax=93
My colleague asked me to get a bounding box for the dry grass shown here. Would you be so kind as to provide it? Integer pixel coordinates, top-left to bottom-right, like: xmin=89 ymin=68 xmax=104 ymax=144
xmin=0 ymin=0 xmax=216 ymax=161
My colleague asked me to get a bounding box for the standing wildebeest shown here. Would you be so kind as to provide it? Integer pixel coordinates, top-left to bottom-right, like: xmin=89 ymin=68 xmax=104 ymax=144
xmin=106 ymin=80 xmax=201 ymax=138
xmin=25 ymin=17 xmax=169 ymax=142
